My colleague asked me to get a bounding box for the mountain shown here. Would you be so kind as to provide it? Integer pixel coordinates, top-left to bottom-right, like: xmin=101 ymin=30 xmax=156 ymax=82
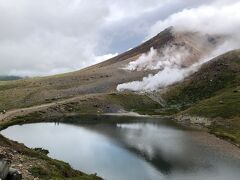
xmin=0 ymin=75 xmax=22 ymax=81
xmin=0 ymin=27 xmax=239 ymax=145
xmin=0 ymin=27 xmax=222 ymax=110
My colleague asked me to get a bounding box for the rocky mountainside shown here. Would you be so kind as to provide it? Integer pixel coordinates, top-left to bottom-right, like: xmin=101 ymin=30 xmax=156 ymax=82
xmin=0 ymin=27 xmax=222 ymax=111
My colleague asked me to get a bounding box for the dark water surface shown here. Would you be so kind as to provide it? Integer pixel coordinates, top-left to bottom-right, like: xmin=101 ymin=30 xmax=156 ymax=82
xmin=1 ymin=118 xmax=240 ymax=180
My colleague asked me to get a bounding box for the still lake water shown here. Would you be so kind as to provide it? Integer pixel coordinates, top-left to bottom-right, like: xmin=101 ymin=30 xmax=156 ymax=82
xmin=1 ymin=118 xmax=240 ymax=180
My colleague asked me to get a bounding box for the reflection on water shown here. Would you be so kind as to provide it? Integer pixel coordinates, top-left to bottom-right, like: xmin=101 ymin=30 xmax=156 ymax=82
xmin=1 ymin=120 xmax=240 ymax=180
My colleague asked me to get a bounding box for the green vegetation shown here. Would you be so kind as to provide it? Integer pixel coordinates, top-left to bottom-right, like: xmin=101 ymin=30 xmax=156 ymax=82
xmin=29 ymin=164 xmax=99 ymax=180
xmin=183 ymin=86 xmax=240 ymax=146
xmin=182 ymin=85 xmax=240 ymax=145
xmin=185 ymin=87 xmax=240 ymax=118
xmin=209 ymin=121 xmax=240 ymax=146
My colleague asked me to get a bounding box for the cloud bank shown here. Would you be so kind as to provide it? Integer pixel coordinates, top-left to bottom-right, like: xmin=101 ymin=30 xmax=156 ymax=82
xmin=0 ymin=0 xmax=111 ymax=76
xmin=0 ymin=0 xmax=213 ymax=76
xmin=149 ymin=1 xmax=240 ymax=38
xmin=148 ymin=1 xmax=240 ymax=57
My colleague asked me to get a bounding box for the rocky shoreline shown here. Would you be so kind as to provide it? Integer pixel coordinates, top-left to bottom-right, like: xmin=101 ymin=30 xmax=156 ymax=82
xmin=176 ymin=114 xmax=240 ymax=148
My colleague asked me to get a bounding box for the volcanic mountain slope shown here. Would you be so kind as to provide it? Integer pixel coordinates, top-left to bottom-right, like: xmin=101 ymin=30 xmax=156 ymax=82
xmin=0 ymin=27 xmax=222 ymax=111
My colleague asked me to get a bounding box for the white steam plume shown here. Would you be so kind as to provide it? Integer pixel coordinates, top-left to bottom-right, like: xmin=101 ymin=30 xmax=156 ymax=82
xmin=124 ymin=46 xmax=190 ymax=71
xmin=117 ymin=45 xmax=198 ymax=92
xmin=117 ymin=67 xmax=196 ymax=92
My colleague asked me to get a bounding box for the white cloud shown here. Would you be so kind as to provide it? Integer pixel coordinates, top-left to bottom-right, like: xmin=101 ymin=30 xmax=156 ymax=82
xmin=95 ymin=53 xmax=118 ymax=64
xmin=0 ymin=0 xmax=238 ymax=76
xmin=0 ymin=0 xmax=110 ymax=76
xmin=105 ymin=0 xmax=165 ymax=22
xmin=148 ymin=1 xmax=240 ymax=45
xmin=1 ymin=0 xmax=168 ymax=76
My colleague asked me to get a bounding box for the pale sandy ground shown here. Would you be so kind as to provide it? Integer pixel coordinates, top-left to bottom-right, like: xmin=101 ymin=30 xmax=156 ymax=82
xmin=104 ymin=111 xmax=150 ymax=117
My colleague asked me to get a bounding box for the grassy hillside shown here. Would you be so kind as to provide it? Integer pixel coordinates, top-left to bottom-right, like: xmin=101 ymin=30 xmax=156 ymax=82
xmin=162 ymin=49 xmax=240 ymax=145
xmin=185 ymin=86 xmax=240 ymax=145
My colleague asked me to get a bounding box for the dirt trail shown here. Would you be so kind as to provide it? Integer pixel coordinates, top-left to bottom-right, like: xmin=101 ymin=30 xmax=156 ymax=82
xmin=0 ymin=96 xmax=83 ymax=122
